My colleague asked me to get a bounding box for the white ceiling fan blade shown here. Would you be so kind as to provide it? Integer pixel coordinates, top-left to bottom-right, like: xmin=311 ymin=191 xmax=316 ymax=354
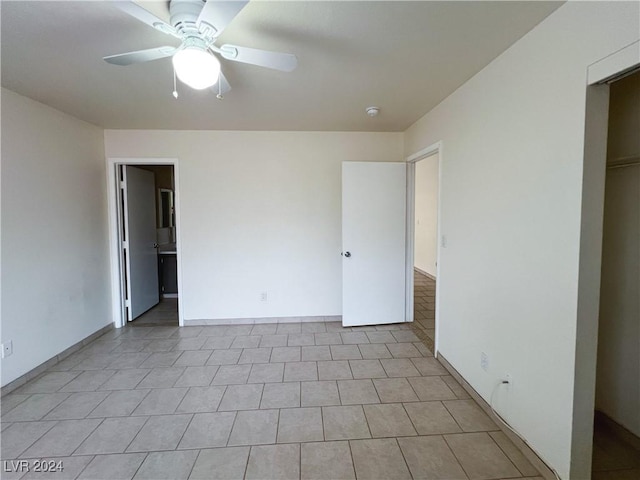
xmin=197 ymin=1 xmax=249 ymax=38
xmin=114 ymin=1 xmax=179 ymax=38
xmin=219 ymin=44 xmax=298 ymax=72
xmin=104 ymin=46 xmax=177 ymax=66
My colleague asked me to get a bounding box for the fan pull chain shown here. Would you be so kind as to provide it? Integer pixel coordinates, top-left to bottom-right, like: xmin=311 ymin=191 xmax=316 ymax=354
xmin=216 ymin=75 xmax=223 ymax=100
xmin=172 ymin=67 xmax=179 ymax=99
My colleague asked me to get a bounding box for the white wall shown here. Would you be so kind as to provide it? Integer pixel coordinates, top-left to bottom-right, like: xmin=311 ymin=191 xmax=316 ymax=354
xmin=596 ymin=73 xmax=640 ymax=436
xmin=403 ymin=2 xmax=639 ymax=478
xmin=414 ymin=153 xmax=438 ymax=277
xmin=1 ymin=88 xmax=111 ymax=386
xmin=104 ymin=130 xmax=403 ymax=321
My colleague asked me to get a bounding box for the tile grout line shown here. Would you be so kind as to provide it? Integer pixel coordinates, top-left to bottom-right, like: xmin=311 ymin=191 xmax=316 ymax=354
xmin=440 ymin=399 xmax=469 ymax=433
xmin=121 ymin=415 xmax=153 ymax=454
xmin=484 ymin=431 xmax=529 ymax=477
xmin=347 ymin=439 xmax=358 ymax=478
xmin=5 ymin=392 xmax=72 ymax=423
xmin=393 ymin=436 xmax=414 ymax=478
xmin=400 ymin=402 xmax=423 ymax=437
xmin=74 ymin=453 xmax=97 ymax=479
xmin=175 ymin=412 xmax=197 ymax=451
xmin=360 ymin=403 xmax=374 ymax=440
xmin=130 ymin=451 xmax=151 ymax=479
xmin=61 ymin=416 xmax=106 ymax=458
xmin=442 ymin=434 xmax=473 ymax=480
xmin=7 ymin=418 xmax=59 ymax=460
xmin=239 ymin=445 xmax=251 ymax=479
xmin=185 ymin=448 xmax=200 ymax=479
xmin=225 ymin=410 xmax=240 ymax=448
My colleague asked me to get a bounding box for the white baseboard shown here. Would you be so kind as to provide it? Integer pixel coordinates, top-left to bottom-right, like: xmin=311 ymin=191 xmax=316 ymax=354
xmin=437 ymin=353 xmax=557 ymax=480
xmin=184 ymin=315 xmax=342 ymax=326
xmin=1 ymin=323 xmax=114 ymax=396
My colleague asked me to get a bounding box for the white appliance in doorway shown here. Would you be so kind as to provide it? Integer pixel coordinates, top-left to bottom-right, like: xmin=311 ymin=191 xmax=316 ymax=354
xmin=341 ymin=161 xmax=407 ymax=327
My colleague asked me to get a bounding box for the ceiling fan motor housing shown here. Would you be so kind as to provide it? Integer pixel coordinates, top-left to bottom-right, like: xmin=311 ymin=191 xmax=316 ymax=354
xmin=170 ymin=0 xmax=205 ymax=35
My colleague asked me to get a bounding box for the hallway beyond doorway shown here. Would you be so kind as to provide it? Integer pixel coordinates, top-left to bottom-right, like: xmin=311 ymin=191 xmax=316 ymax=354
xmin=131 ymin=298 xmax=178 ymax=327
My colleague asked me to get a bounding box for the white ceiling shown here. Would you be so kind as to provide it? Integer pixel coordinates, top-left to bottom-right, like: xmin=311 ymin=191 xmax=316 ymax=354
xmin=1 ymin=1 xmax=563 ymax=131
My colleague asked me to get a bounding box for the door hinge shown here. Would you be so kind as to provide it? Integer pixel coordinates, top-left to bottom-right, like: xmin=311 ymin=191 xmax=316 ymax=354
xmin=125 ymin=299 xmax=131 ymax=308
xmin=122 ymin=240 xmax=128 ymax=250
xmin=119 ymin=180 xmax=126 ymax=189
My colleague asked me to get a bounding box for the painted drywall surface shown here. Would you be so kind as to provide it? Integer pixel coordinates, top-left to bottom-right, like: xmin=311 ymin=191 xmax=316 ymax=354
xmin=414 ymin=153 xmax=438 ymax=276
xmin=1 ymin=88 xmax=111 ymax=386
xmin=596 ymin=73 xmax=640 ymax=436
xmin=104 ymin=130 xmax=403 ymax=321
xmin=403 ymin=2 xmax=639 ymax=478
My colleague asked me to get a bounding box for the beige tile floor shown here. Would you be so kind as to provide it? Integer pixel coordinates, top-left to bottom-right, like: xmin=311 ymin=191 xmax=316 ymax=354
xmin=1 ymin=276 xmax=543 ymax=480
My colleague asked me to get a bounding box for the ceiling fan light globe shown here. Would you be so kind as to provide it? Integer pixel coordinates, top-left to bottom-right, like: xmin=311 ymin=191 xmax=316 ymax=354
xmin=172 ymin=47 xmax=220 ymax=90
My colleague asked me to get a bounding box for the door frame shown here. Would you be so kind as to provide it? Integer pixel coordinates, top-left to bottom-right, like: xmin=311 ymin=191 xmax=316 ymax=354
xmin=570 ymin=40 xmax=640 ymax=478
xmin=405 ymin=141 xmax=443 ymax=353
xmin=106 ymin=157 xmax=184 ymax=328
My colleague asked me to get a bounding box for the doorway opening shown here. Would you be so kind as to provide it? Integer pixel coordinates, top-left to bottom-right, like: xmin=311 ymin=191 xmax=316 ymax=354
xmin=406 ymin=143 xmax=441 ymax=354
xmin=569 ymin=41 xmax=640 ymax=478
xmin=591 ymin=70 xmax=640 ymax=479
xmin=107 ymin=158 xmax=183 ymax=328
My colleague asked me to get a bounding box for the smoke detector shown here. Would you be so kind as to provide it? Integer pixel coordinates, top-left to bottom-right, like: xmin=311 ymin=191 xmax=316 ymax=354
xmin=365 ymin=106 xmax=380 ymax=117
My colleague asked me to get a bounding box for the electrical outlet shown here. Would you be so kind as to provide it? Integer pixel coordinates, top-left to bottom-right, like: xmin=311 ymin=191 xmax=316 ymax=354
xmin=260 ymin=292 xmax=268 ymax=302
xmin=1 ymin=341 xmax=13 ymax=358
xmin=480 ymin=352 xmax=488 ymax=371
xmin=441 ymin=235 xmax=448 ymax=248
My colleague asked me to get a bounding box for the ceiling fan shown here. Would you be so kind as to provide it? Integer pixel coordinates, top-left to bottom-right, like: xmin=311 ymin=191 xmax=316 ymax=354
xmin=104 ymin=0 xmax=298 ymax=97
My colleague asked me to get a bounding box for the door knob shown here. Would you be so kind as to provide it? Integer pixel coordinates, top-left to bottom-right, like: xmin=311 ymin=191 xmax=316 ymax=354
xmin=344 ymin=251 xmax=351 ymax=258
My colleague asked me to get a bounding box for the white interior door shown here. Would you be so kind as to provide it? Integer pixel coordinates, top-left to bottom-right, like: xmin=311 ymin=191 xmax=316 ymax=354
xmin=342 ymin=162 xmax=407 ymax=326
xmin=124 ymin=166 xmax=159 ymax=320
